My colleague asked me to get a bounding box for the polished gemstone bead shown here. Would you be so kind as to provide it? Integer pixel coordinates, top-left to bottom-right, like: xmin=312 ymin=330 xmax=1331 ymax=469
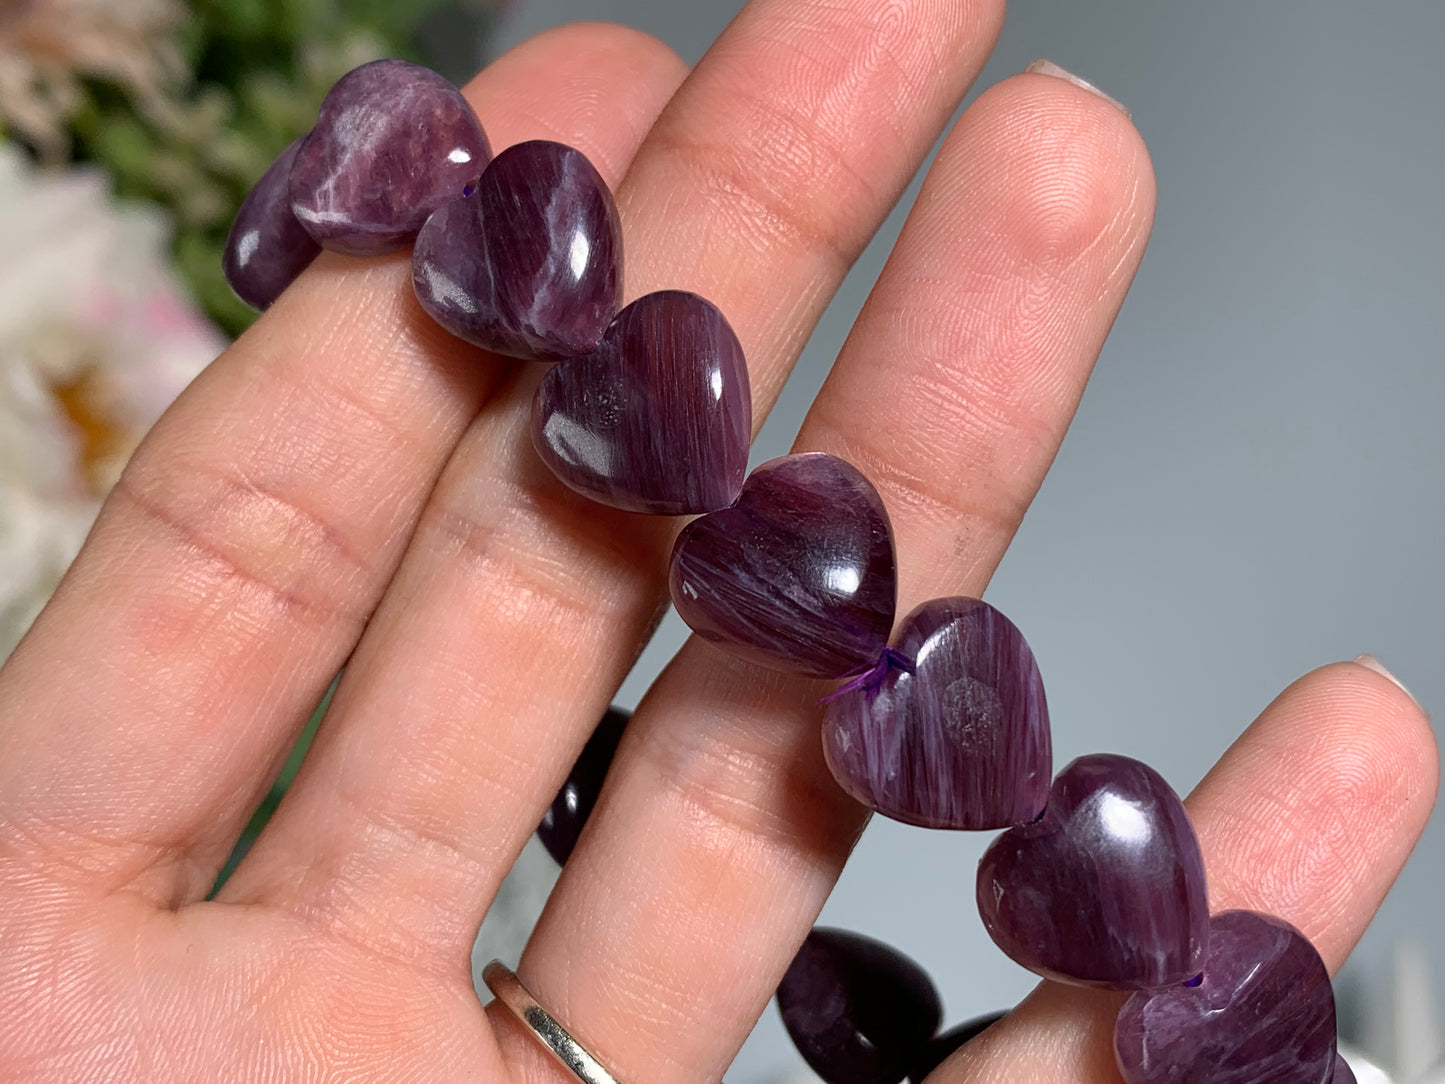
xmin=822 ymin=598 xmax=1051 ymax=829
xmin=1329 ymin=1055 xmax=1356 ymax=1084
xmin=222 ymin=137 xmax=320 ymax=310
xmin=908 ymin=1013 xmax=1007 ymax=1083
xmin=536 ymin=706 xmax=630 ymax=865
xmin=289 ymin=59 xmax=491 ymax=255
xmin=412 ymin=140 xmax=622 ymax=360
xmin=1114 ymin=910 xmax=1337 ymax=1084
xmin=531 ymin=290 xmax=751 ymax=514
xmin=668 ymin=453 xmax=896 ymax=677
xmin=976 ymin=754 xmax=1209 ymax=989
xmin=778 ymin=928 xmax=942 ymax=1084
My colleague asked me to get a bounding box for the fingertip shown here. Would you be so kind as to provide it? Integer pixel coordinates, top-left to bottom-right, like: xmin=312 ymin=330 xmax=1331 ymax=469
xmin=462 ymin=21 xmax=688 ymax=185
xmin=1280 ymin=660 xmax=1437 ymax=818
xmin=1350 ymin=653 xmax=1430 ymax=717
xmin=1189 ymin=659 xmax=1438 ymax=970
xmin=466 ymin=21 xmax=687 ymax=98
xmin=525 ymin=20 xmax=688 ymax=74
xmin=961 ymin=70 xmax=1157 ymax=276
xmin=1022 ymin=59 xmax=1131 ymax=118
xmin=1339 ymin=656 xmax=1439 ymax=807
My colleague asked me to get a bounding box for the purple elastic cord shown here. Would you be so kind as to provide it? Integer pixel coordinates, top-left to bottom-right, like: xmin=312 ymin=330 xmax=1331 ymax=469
xmin=818 ymin=646 xmax=916 ymax=705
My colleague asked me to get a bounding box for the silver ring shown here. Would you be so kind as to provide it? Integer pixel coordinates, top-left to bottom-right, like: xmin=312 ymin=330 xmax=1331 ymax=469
xmin=482 ymin=961 xmax=625 ymax=1084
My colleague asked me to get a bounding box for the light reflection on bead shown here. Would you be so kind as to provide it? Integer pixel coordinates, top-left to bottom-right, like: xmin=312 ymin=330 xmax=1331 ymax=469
xmin=536 ymin=707 xmax=630 ymax=865
xmin=531 ymin=290 xmax=751 ymax=515
xmin=976 ymin=754 xmax=1208 ymax=989
xmin=412 ymin=140 xmax=622 ymax=360
xmin=669 ymin=453 xmax=896 ymax=678
xmin=289 ymin=59 xmax=491 ymax=255
xmin=1114 ymin=910 xmax=1337 ymax=1084
xmin=222 ymin=138 xmax=319 ymax=310
xmin=778 ymin=928 xmax=942 ymax=1084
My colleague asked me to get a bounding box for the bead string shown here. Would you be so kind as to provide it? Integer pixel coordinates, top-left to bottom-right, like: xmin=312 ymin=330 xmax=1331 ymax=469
xmin=223 ymin=57 xmax=1352 ymax=1084
xmin=817 ymin=646 xmax=918 ymax=705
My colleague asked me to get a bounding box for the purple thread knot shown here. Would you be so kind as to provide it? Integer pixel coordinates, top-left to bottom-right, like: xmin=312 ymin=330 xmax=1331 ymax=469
xmin=818 ymin=646 xmax=916 ymax=705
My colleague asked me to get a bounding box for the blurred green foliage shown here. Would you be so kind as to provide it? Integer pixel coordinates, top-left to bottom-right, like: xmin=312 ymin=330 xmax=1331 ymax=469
xmin=22 ymin=1 xmax=500 ymax=880
xmin=66 ymin=0 xmax=496 ymax=336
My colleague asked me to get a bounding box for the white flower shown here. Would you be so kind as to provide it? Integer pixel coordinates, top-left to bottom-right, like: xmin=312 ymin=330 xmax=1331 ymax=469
xmin=0 ymin=0 xmax=185 ymax=161
xmin=0 ymin=141 xmax=225 ymax=660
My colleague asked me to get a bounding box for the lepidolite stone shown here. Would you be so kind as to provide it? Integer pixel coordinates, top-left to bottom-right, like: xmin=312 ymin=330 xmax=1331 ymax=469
xmin=289 ymin=59 xmax=491 ymax=255
xmin=1330 ymin=1055 xmax=1356 ymax=1084
xmin=1114 ymin=910 xmax=1337 ymax=1084
xmin=223 ymin=137 xmax=320 ymax=309
xmin=907 ymin=1013 xmax=1007 ymax=1083
xmin=412 ymin=140 xmax=622 ymax=360
xmin=531 ymin=290 xmax=751 ymax=514
xmin=822 ymin=598 xmax=1051 ymax=829
xmin=669 ymin=453 xmax=896 ymax=677
xmin=778 ymin=928 xmax=942 ymax=1084
xmin=536 ymin=706 xmax=630 ymax=865
xmin=976 ymin=754 xmax=1208 ymax=989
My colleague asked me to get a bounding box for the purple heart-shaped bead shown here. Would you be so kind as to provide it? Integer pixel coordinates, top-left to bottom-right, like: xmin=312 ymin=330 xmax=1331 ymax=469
xmin=536 ymin=706 xmax=631 ymax=865
xmin=822 ymin=597 xmax=1051 ymax=829
xmin=669 ymin=453 xmax=896 ymax=678
xmin=223 ymin=136 xmax=320 ymax=310
xmin=777 ymin=928 xmax=942 ymax=1084
xmin=976 ymin=753 xmax=1209 ymax=989
xmin=1114 ymin=910 xmax=1337 ymax=1084
xmin=289 ymin=60 xmax=491 ymax=256
xmin=412 ymin=140 xmax=622 ymax=360
xmin=531 ymin=290 xmax=751 ymax=515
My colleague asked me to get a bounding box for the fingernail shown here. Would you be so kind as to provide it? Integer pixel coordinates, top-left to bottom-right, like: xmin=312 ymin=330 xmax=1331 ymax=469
xmin=1024 ymin=59 xmax=1130 ymax=117
xmin=1353 ymin=653 xmax=1424 ymax=710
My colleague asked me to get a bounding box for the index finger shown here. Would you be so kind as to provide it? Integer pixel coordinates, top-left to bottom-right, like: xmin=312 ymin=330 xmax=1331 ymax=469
xmin=0 ymin=24 xmax=689 ymax=905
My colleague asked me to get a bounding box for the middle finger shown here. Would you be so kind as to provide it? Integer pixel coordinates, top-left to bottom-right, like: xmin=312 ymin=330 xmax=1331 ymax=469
xmin=224 ymin=0 xmax=1004 ymax=956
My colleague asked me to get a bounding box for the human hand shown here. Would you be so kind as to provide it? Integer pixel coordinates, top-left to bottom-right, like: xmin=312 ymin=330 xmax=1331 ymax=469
xmin=0 ymin=2 xmax=1436 ymax=1082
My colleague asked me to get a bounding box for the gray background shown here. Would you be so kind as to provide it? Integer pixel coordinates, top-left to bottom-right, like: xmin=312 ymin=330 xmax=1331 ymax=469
xmin=490 ymin=2 xmax=1444 ymax=1079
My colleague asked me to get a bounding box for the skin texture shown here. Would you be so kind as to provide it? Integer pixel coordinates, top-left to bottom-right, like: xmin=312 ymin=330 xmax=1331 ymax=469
xmin=0 ymin=5 xmax=1436 ymax=1084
